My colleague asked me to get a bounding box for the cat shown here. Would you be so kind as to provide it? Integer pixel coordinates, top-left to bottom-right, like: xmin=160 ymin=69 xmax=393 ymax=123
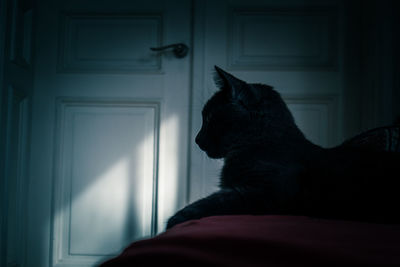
xmin=166 ymin=66 xmax=400 ymax=229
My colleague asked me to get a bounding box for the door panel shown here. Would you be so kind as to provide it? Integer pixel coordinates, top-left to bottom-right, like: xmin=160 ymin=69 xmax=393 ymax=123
xmin=28 ymin=1 xmax=191 ymax=266
xmin=58 ymin=14 xmax=162 ymax=73
xmin=228 ymin=7 xmax=337 ymax=70
xmin=51 ymin=100 xmax=158 ymax=265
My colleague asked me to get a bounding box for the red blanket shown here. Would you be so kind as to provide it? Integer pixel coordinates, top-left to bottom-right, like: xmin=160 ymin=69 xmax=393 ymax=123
xmin=100 ymin=215 xmax=400 ymax=266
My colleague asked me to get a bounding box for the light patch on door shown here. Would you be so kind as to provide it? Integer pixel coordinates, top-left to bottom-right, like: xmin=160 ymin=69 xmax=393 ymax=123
xmin=157 ymin=114 xmax=181 ymax=232
xmin=70 ymin=157 xmax=131 ymax=255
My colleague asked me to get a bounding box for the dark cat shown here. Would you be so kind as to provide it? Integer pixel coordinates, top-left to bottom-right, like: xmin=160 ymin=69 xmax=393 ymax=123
xmin=167 ymin=66 xmax=400 ymax=229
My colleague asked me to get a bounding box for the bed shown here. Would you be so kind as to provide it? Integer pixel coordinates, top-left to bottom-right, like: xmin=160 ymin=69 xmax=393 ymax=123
xmin=100 ymin=125 xmax=400 ymax=266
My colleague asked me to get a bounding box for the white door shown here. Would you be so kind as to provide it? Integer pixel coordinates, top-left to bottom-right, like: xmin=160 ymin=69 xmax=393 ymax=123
xmin=189 ymin=0 xmax=351 ymax=201
xmin=27 ymin=0 xmax=191 ymax=266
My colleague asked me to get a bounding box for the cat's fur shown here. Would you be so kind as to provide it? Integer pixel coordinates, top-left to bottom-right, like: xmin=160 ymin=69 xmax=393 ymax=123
xmin=167 ymin=66 xmax=400 ymax=229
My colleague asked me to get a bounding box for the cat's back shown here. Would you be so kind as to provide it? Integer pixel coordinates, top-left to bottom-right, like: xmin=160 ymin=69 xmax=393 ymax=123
xmin=318 ymin=146 xmax=400 ymax=179
xmin=302 ymin=146 xmax=400 ymax=223
xmin=221 ymin=141 xmax=318 ymax=189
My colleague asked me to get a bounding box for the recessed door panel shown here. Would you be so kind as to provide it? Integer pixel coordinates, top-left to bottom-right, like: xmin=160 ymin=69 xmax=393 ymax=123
xmin=52 ymin=100 xmax=158 ymax=265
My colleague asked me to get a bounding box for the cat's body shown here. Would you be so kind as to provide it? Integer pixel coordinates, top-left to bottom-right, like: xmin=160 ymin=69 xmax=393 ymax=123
xmin=167 ymin=66 xmax=400 ymax=229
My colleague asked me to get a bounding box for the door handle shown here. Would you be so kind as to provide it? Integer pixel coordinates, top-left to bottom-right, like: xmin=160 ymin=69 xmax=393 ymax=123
xmin=150 ymin=43 xmax=189 ymax=58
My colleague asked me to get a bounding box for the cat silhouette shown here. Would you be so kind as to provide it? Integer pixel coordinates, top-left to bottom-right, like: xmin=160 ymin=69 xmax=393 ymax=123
xmin=167 ymin=66 xmax=400 ymax=229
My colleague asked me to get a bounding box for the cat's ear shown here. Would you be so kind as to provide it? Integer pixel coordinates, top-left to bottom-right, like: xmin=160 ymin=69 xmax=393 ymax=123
xmin=213 ymin=66 xmax=247 ymax=99
xmin=214 ymin=66 xmax=259 ymax=107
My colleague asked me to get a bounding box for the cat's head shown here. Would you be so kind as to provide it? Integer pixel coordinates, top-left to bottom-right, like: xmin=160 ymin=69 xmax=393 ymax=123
xmin=195 ymin=66 xmax=298 ymax=159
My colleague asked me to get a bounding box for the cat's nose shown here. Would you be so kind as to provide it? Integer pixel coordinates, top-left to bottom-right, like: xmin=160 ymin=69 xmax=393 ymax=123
xmin=195 ymin=132 xmax=204 ymax=147
xmin=196 ymin=130 xmax=208 ymax=150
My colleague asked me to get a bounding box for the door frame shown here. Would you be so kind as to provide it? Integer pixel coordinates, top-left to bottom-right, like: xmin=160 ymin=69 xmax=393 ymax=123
xmin=0 ymin=0 xmax=9 ymax=265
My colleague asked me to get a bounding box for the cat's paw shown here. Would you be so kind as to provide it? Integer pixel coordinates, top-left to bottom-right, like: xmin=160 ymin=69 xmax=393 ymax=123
xmin=166 ymin=213 xmax=188 ymax=229
xmin=166 ymin=208 xmax=198 ymax=229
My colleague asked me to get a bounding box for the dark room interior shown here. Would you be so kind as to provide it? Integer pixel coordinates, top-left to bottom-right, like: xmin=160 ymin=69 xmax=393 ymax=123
xmin=1 ymin=0 xmax=399 ymax=266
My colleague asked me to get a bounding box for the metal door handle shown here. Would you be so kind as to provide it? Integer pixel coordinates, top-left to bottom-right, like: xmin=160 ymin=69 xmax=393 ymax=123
xmin=150 ymin=43 xmax=189 ymax=58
